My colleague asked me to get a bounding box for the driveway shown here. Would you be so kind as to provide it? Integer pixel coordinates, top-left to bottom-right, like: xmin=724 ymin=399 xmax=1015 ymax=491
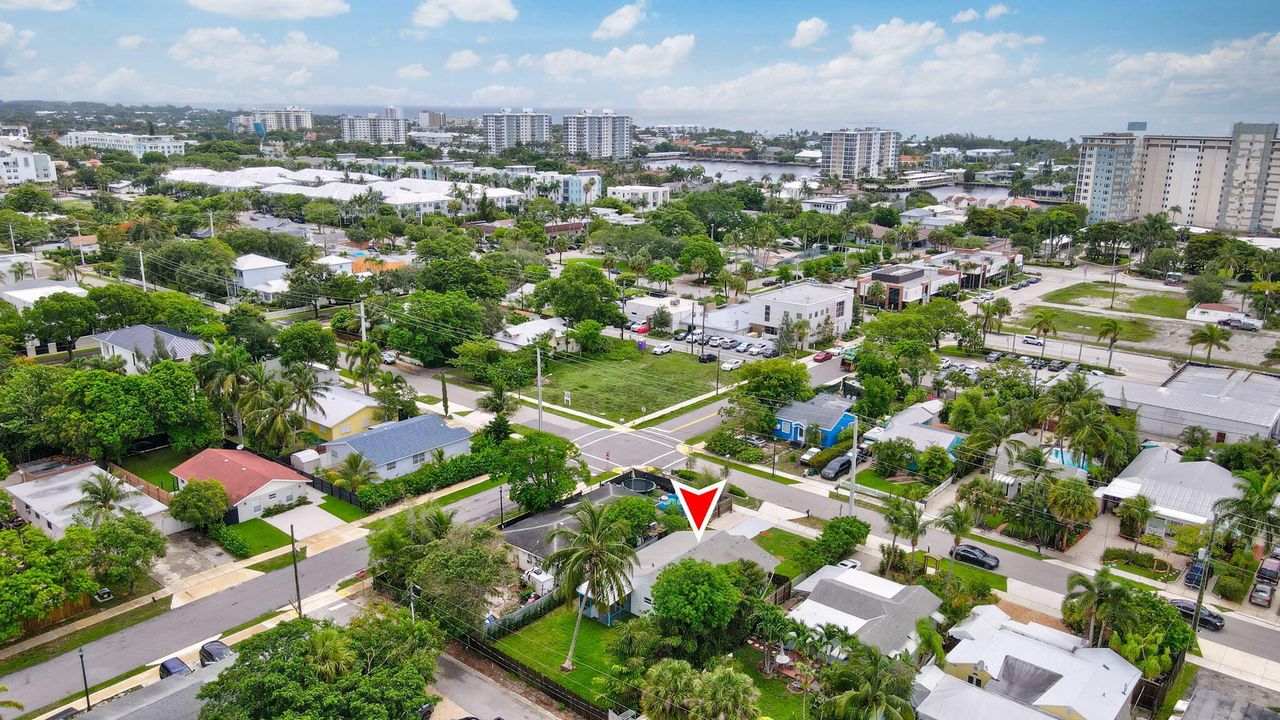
xmin=152 ymin=530 xmax=234 ymax=586
xmin=263 ymin=503 xmax=344 ymax=539
xmin=1182 ymin=667 xmax=1280 ymax=720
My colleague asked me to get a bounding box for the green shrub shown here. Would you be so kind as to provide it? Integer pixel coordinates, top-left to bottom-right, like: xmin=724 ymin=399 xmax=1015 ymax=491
xmin=1139 ymin=534 xmax=1165 ymax=550
xmin=704 ymin=429 xmax=767 ymax=464
xmin=728 ymin=483 xmax=747 ymax=498
xmin=1103 ymin=547 xmax=1158 ymax=570
xmin=1214 ymin=575 xmax=1247 ymax=603
xmin=209 ymin=522 xmax=250 ymax=559
xmin=813 ymin=517 xmax=871 ymax=565
xmin=809 ymin=440 xmax=854 ymax=471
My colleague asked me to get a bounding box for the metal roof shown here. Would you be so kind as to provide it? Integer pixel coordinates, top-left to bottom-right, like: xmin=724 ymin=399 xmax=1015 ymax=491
xmin=776 ymin=396 xmax=855 ymax=430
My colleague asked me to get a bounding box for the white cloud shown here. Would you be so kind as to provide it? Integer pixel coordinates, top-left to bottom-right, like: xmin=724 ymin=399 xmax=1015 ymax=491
xmin=489 ymin=54 xmax=511 ymax=73
xmin=185 ymin=0 xmax=349 ymax=19
xmin=0 ymin=0 xmax=75 ymax=9
xmin=521 ymin=34 xmax=695 ymax=80
xmin=0 ymin=22 xmax=36 ymax=73
xmin=849 ymin=18 xmax=945 ymax=60
xmin=283 ymin=67 xmax=311 ymax=85
xmin=446 ymin=48 xmax=481 ymax=70
xmin=397 ymin=63 xmax=431 ymax=80
xmin=116 ymin=34 xmax=146 ymax=49
xmin=470 ymin=83 xmax=533 ymax=104
xmin=168 ymin=27 xmax=338 ymax=84
xmin=412 ymin=0 xmax=517 ymax=28
xmin=592 ymin=0 xmax=646 ymax=41
xmin=788 ymin=17 xmax=828 ymax=48
xmin=952 ymin=8 xmax=979 ymax=23
xmin=986 ymin=4 xmax=1011 ymax=20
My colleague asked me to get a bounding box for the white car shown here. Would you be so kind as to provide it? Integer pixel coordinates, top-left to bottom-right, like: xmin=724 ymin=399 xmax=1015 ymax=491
xmin=748 ymin=344 xmax=766 ymax=356
xmin=380 ymin=350 xmax=398 ymax=364
xmin=721 ymin=358 xmax=744 ymax=371
xmin=1021 ymin=334 xmax=1044 ymax=346
xmin=939 ymin=358 xmax=952 ymax=369
xmin=651 ymin=343 xmax=673 ymax=355
xmin=837 ymin=559 xmax=863 ymax=570
xmin=707 ymin=336 xmax=724 ymax=347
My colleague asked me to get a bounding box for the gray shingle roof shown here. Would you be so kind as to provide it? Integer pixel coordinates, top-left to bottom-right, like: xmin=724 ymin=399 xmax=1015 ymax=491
xmin=321 ymin=414 xmax=471 ymax=465
xmin=809 ymin=578 xmax=940 ymax=652
xmin=777 ymin=396 xmax=854 ymax=430
xmin=502 ymin=483 xmax=647 ymax=561
xmin=89 ymin=324 xmax=208 ymax=361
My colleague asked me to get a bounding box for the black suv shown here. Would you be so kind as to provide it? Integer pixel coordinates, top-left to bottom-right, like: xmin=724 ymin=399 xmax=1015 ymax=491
xmin=820 ymin=456 xmax=852 ymax=480
xmin=949 ymin=544 xmax=1000 ymax=569
xmin=1169 ymin=598 xmax=1225 ymax=631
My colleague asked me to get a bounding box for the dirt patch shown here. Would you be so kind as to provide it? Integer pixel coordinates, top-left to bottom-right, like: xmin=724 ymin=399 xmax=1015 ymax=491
xmin=151 ymin=529 xmax=234 ymax=586
xmin=997 ymin=599 xmax=1071 ymax=633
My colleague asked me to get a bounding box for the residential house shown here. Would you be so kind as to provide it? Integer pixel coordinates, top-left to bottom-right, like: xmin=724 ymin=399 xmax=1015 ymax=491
xmin=493 ymin=316 xmax=576 ymax=351
xmin=862 ymin=400 xmax=967 ymax=457
xmin=1186 ymin=303 xmax=1246 ymax=324
xmin=788 ymin=565 xmax=941 ymax=656
xmin=773 ymin=396 xmax=857 ymax=447
xmin=917 ymin=604 xmax=1141 ymax=720
xmin=232 ymin=253 xmax=289 ymax=296
xmin=749 ymin=282 xmax=857 ymax=338
xmin=88 ymin=324 xmax=209 ymax=374
xmin=1093 ymin=445 xmax=1241 ymax=535
xmin=606 ymin=185 xmax=670 ymax=209
xmin=6 ymin=462 xmax=181 ymax=539
xmin=800 ymin=196 xmax=853 ymax=215
xmin=315 ymin=414 xmax=472 ymax=481
xmin=900 ymin=205 xmax=966 ymax=231
xmin=171 ymin=448 xmax=311 ymax=523
xmin=314 ymin=254 xmax=355 ymax=275
xmin=1089 ymin=365 xmax=1280 ymax=444
xmin=66 ymin=235 xmax=100 ymax=255
xmin=0 ymin=278 xmax=88 ymax=311
xmin=990 ymin=432 xmax=1089 ymax=498
xmin=502 ymin=482 xmax=652 ymax=572
xmin=304 ymin=385 xmax=382 ymax=441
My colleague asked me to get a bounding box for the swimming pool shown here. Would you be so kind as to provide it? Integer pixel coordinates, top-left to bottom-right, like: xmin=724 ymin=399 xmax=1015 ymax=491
xmin=1049 ymin=447 xmax=1089 ymax=470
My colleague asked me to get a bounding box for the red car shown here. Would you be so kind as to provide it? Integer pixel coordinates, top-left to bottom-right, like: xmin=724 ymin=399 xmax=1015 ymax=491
xmin=813 ymin=351 xmax=834 ymax=362
xmin=635 ymin=324 xmax=650 ymax=334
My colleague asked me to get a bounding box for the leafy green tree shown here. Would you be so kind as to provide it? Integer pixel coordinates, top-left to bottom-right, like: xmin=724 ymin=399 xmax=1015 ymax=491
xmin=1116 ymin=494 xmax=1154 ymax=547
xmin=856 ymin=375 xmax=896 ymax=420
xmin=387 ymin=290 xmax=485 ymax=367
xmin=24 ymin=292 xmax=98 ymax=360
xmin=223 ymin=303 xmax=278 ymax=359
xmin=602 ymin=496 xmax=658 ymax=546
xmin=812 ymin=516 xmax=872 ymax=565
xmin=533 ymin=264 xmax=625 ymax=326
xmin=1110 ymin=630 xmax=1172 ymax=680
xmin=418 ymin=258 xmax=507 ymax=300
xmin=651 ymin=558 xmax=742 ymax=663
xmin=277 ymin=321 xmax=339 ymax=368
xmin=90 ymin=510 xmax=166 ymax=593
xmin=500 ymin=434 xmax=586 ymax=512
xmin=151 ymin=291 xmax=217 ymax=332
xmin=0 ymin=526 xmax=97 ymax=641
xmin=915 ymin=445 xmax=954 ymax=484
xmin=169 ymin=478 xmax=230 ymax=531
xmin=49 ymin=370 xmax=154 ymax=460
xmin=282 ymin=263 xmax=337 ymax=318
xmin=405 ymin=520 xmax=515 ymax=632
xmin=87 ymin=284 xmax=157 ymax=330
xmin=1186 ymin=274 xmax=1225 ymax=305
xmin=326 ymin=453 xmax=380 ymax=492
xmin=566 ymin=319 xmax=609 ymax=354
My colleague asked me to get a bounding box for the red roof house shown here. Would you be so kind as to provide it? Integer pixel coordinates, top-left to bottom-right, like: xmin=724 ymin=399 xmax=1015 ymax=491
xmin=171 ymin=448 xmax=311 ymax=521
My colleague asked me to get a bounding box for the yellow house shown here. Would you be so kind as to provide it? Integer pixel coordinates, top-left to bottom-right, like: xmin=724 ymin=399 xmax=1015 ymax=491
xmin=304 ymin=385 xmax=381 ymax=441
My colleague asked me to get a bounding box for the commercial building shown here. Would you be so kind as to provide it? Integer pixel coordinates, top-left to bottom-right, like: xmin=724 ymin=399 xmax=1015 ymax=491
xmin=789 ymin=566 xmax=941 ymax=656
xmin=58 ymin=131 xmax=185 ymax=158
xmin=749 ymin=282 xmax=857 ymax=337
xmin=1093 ymin=445 xmax=1238 ymax=535
xmin=6 ymin=462 xmax=180 ymax=539
xmin=313 ymin=414 xmax=472 ymax=482
xmin=417 ymin=110 xmax=446 ymax=129
xmin=564 ymin=109 xmax=633 ymax=160
xmin=918 ymin=248 xmax=1022 ymax=288
xmin=0 ymin=278 xmax=88 ymax=311
xmin=820 ymin=127 xmax=901 ymax=180
xmin=482 ymin=108 xmax=552 ymax=151
xmin=606 ymin=184 xmax=670 ymax=209
xmin=851 ymin=264 xmax=960 ymax=309
xmin=0 ymin=123 xmax=29 ymax=140
xmin=426 ymin=160 xmax=601 ymax=205
xmin=926 ymin=147 xmax=963 ymax=169
xmin=228 ymin=107 xmax=313 ymax=134
xmin=0 ymin=146 xmax=54 ymax=185
xmin=625 ymin=295 xmax=698 ymax=327
xmin=340 ymin=108 xmax=408 ymax=145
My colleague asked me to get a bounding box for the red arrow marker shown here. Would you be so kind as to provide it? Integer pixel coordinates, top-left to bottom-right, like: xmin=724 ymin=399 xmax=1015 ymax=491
xmin=671 ymin=479 xmax=727 ymax=542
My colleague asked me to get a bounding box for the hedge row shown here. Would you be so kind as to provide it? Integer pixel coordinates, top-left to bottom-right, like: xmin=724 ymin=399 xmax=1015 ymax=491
xmin=1215 ymin=575 xmax=1248 ymax=603
xmin=705 ymin=430 xmax=766 ymax=464
xmin=356 ymin=447 xmax=501 ymax=511
xmin=209 ymin=522 xmax=251 ymax=559
xmin=809 ymin=440 xmax=854 ymax=471
xmin=1102 ymin=547 xmax=1160 ymax=570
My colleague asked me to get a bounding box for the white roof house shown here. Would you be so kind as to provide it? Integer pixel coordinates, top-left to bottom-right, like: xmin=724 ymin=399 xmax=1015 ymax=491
xmin=790 ymin=566 xmax=941 ymax=656
xmin=1093 ymin=445 xmax=1241 ymax=531
xmin=862 ymin=399 xmax=967 ymax=454
xmin=6 ymin=463 xmax=179 ymax=539
xmin=304 ymin=385 xmax=380 ymax=438
xmin=493 ymin=316 xmax=571 ymax=349
xmin=0 ymin=279 xmax=88 ymax=311
xmin=934 ymin=605 xmax=1141 ymax=720
xmin=314 ymin=254 xmax=355 ymax=275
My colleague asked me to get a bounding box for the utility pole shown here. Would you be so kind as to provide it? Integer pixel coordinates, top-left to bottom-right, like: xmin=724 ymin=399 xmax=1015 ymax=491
xmin=8 ymin=224 xmax=15 ymax=255
xmin=138 ymin=248 xmax=147 ymax=291
xmin=535 ymin=346 xmax=544 ymax=431
xmin=1190 ymin=513 xmax=1219 ymax=637
xmin=1109 ymin=241 xmax=1120 ymax=309
xmin=358 ymin=300 xmax=367 ymax=342
xmin=847 ymin=415 xmax=859 ymax=515
xmin=290 ymin=524 xmax=303 ymax=619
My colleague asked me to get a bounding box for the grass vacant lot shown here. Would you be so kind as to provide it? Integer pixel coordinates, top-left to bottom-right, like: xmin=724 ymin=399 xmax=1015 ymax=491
xmin=319 ymin=497 xmax=367 ymax=522
xmin=0 ymin=596 xmax=174 ymax=677
xmin=494 ymin=605 xmax=616 ymax=707
xmin=1041 ymin=281 xmax=1189 ymax=319
xmin=225 ymin=519 xmax=293 ymax=556
xmin=435 ymin=476 xmax=502 ymax=507
xmin=735 ymin=646 xmax=805 ymax=720
xmin=963 ymin=532 xmax=1046 ymax=559
xmin=118 ymin=446 xmax=193 ymax=491
xmin=539 ymin=339 xmax=719 ymax=422
xmin=693 ymin=452 xmax=799 ymax=485
xmin=246 ymin=547 xmax=306 ymax=574
xmin=1011 ymin=306 xmax=1155 ymax=343
xmin=855 ymin=468 xmax=927 ymax=499
xmin=753 ymin=528 xmax=816 ymax=578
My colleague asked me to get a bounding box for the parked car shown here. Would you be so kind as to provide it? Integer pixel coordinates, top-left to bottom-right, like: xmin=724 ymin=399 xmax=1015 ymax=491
xmin=1169 ymin=598 xmax=1225 ymax=630
xmin=651 ymin=343 xmax=673 ymax=355
xmin=737 ymin=434 xmax=767 ymax=448
xmin=199 ymin=640 xmax=233 ymax=667
xmin=1185 ymin=560 xmax=1214 ymax=588
xmin=1029 ymin=276 xmax=1041 ymax=284
xmin=737 ymin=342 xmax=754 ymax=353
xmin=159 ymin=657 xmax=192 ymax=679
xmin=799 ymin=447 xmax=821 ymax=466
xmin=1065 ymin=363 xmax=1080 ymax=373
xmin=380 ymin=350 xmax=398 ymax=364
xmin=1250 ymin=582 xmax=1276 ymax=608
xmin=985 ymin=352 xmax=1003 ymax=362
xmin=1047 ymin=360 xmax=1066 ymax=372
xmin=707 ymin=336 xmax=724 ymax=347
xmin=625 ymin=320 xmax=638 ymax=331
xmin=1257 ymin=557 xmax=1280 ymax=585
xmin=748 ymin=344 xmax=766 ymax=356
xmin=763 ymin=348 xmax=781 ymax=358
xmin=1021 ymin=334 xmax=1044 ymax=346
xmin=635 ymin=324 xmax=650 ymax=334
xmin=723 ymin=339 xmax=742 ymax=350
xmin=698 ymin=352 xmax=717 ymax=363
xmin=836 ymin=559 xmax=863 ymax=570
xmin=674 ymin=330 xmax=688 ymax=341
xmin=1089 ymin=369 xmax=1107 ymax=377
xmin=721 ymin=358 xmax=743 ymax=371
xmin=762 ymin=278 xmax=780 ymax=287
xmin=813 ymin=351 xmax=834 ymax=362
xmin=949 ymin=544 xmax=1000 ymax=570
xmin=820 ymin=455 xmax=853 ymax=480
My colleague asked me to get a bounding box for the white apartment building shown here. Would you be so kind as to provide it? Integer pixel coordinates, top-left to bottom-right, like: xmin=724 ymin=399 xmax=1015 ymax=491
xmin=564 ymin=109 xmax=633 ymax=160
xmin=821 ymin=127 xmax=901 ymax=180
xmin=229 ymin=107 xmax=313 ymax=134
xmin=0 ymin=124 xmax=29 ymax=140
xmin=651 ymin=124 xmax=704 ymax=139
xmin=0 ymin=147 xmax=54 ymax=185
xmin=1075 ymin=132 xmax=1141 ymax=224
xmin=1128 ymin=134 xmax=1231 ymax=228
xmin=852 ymin=264 xmax=960 ymax=309
xmin=1218 ymin=122 xmax=1279 ymax=232
xmin=607 ymin=184 xmax=669 ymax=209
xmin=418 ymin=110 xmax=446 ymax=129
xmin=340 ymin=108 xmax=408 ymax=145
xmin=749 ymin=282 xmax=857 ymax=337
xmin=58 ymin=131 xmax=185 ymax=158
xmin=482 ymin=108 xmax=552 ymax=151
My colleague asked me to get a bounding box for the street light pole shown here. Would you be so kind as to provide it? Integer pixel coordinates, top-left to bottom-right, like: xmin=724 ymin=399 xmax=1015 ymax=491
xmin=847 ymin=415 xmax=859 ymax=516
xmin=79 ymin=647 xmax=92 ymax=710
xmin=1190 ymin=513 xmax=1219 ymax=638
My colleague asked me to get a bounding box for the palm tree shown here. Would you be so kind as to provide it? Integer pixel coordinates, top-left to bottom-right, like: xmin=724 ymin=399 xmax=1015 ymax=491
xmin=545 ymin=502 xmax=638 ymax=671
xmin=640 ymin=659 xmax=697 ymax=720
xmin=691 ymin=665 xmax=760 ymax=720
xmin=897 ymin=502 xmax=930 ymax=577
xmin=1178 ymin=425 xmax=1211 ymax=450
xmin=53 ymin=254 xmax=80 ymax=282
xmin=192 ymin=340 xmax=252 ymax=440
xmin=477 ymin=382 xmax=518 ymax=416
xmin=64 ymin=471 xmax=131 ymax=527
xmin=935 ymin=503 xmax=975 ymax=579
xmin=284 ymin=363 xmax=331 ymax=416
xmin=1096 ymin=318 xmax=1122 ymax=369
xmin=1116 ymin=495 xmax=1154 ymax=548
xmin=1065 ymin=568 xmax=1128 ymax=647
xmin=346 ymin=340 xmax=382 ymax=394
xmin=306 ymin=626 xmax=355 ymax=682
xmin=1110 ymin=629 xmax=1172 ymax=680
xmin=826 ymin=651 xmax=916 ymax=720
xmin=246 ymin=379 xmax=303 ymax=455
xmin=881 ymin=496 xmax=911 ymax=575
xmin=1048 ymin=478 xmax=1098 ymax=550
xmin=1028 ymin=308 xmax=1059 ymax=369
xmin=1214 ymin=471 xmax=1280 ymax=550
xmin=327 ymin=452 xmax=379 ymax=492
xmin=957 ymin=477 xmax=1005 ymax=528
xmin=0 ymin=684 xmax=23 ymax=720
xmin=1188 ymin=323 xmax=1232 ymax=365
xmin=9 ymin=263 xmax=28 ymax=282
xmin=1059 ymin=400 xmax=1113 ymax=461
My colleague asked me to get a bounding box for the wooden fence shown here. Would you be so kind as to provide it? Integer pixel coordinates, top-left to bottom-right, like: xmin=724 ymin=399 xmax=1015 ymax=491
xmin=453 ymin=633 xmax=612 ymax=720
xmin=20 ymin=593 xmax=90 ymax=634
xmin=109 ymin=462 xmax=171 ymax=503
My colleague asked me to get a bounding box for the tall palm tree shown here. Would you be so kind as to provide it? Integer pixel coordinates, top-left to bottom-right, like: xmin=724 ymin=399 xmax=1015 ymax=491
xmin=935 ymin=503 xmax=975 ymax=579
xmin=246 ymin=379 xmax=303 ymax=455
xmin=1214 ymin=471 xmax=1280 ymax=549
xmin=545 ymin=502 xmax=638 ymax=671
xmin=1065 ymin=568 xmax=1129 ymax=647
xmin=53 ymin=254 xmax=80 ymax=282
xmin=1116 ymin=495 xmax=1154 ymax=548
xmin=327 ymin=452 xmax=379 ymax=492
xmin=692 ymin=665 xmax=760 ymax=720
xmin=896 ymin=502 xmax=930 ymax=577
xmin=1059 ymin=400 xmax=1114 ymax=462
xmin=284 ymin=363 xmax=331 ymax=416
xmin=826 ymin=651 xmax=916 ymax=720
xmin=1096 ymin=318 xmax=1122 ymax=369
xmin=640 ymin=659 xmax=697 ymax=720
xmin=881 ymin=496 xmax=911 ymax=575
xmin=1047 ymin=478 xmax=1098 ymax=550
xmin=306 ymin=626 xmax=355 ymax=682
xmin=477 ymin=382 xmax=518 ymax=416
xmin=63 ymin=471 xmax=131 ymax=527
xmin=0 ymin=684 xmax=23 ymax=720
xmin=1028 ymin=308 xmax=1059 ymax=369
xmin=192 ymin=340 xmax=252 ymax=440
xmin=9 ymin=263 xmax=28 ymax=282
xmin=346 ymin=340 xmax=382 ymax=394
xmin=1188 ymin=323 xmax=1232 ymax=365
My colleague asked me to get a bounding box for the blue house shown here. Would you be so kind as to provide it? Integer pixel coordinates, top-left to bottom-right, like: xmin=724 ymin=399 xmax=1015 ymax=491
xmin=774 ymin=396 xmax=858 ymax=447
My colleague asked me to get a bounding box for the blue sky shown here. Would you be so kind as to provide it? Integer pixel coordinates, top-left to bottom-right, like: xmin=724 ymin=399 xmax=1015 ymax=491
xmin=1 ymin=0 xmax=1278 ymax=137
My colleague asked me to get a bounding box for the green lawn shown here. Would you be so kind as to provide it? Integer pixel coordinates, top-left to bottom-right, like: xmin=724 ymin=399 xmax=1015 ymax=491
xmin=319 ymin=496 xmax=367 ymax=522
xmin=854 ymin=468 xmax=927 ymax=499
xmin=119 ymin=446 xmax=193 ymax=491
xmin=247 ymin=547 xmax=306 ymax=573
xmin=538 ymin=338 xmax=720 ymax=422
xmin=494 ymin=605 xmax=617 ymax=708
xmin=1126 ymin=294 xmax=1189 ymax=319
xmin=1157 ymin=663 xmax=1199 ymax=720
xmin=1011 ymin=306 xmax=1155 ymax=342
xmin=963 ymin=532 xmax=1046 ymax=559
xmin=0 ymin=596 xmax=174 ymax=678
xmin=753 ymin=529 xmax=817 ymax=578
xmin=562 ymin=257 xmax=604 ymax=267
xmin=1040 ymin=282 xmax=1189 ymax=319
xmin=225 ymin=519 xmax=293 ymax=556
xmin=435 ymin=476 xmax=503 ymax=507
xmin=693 ymin=452 xmax=799 ymax=485
xmin=734 ymin=646 xmax=806 ymax=720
